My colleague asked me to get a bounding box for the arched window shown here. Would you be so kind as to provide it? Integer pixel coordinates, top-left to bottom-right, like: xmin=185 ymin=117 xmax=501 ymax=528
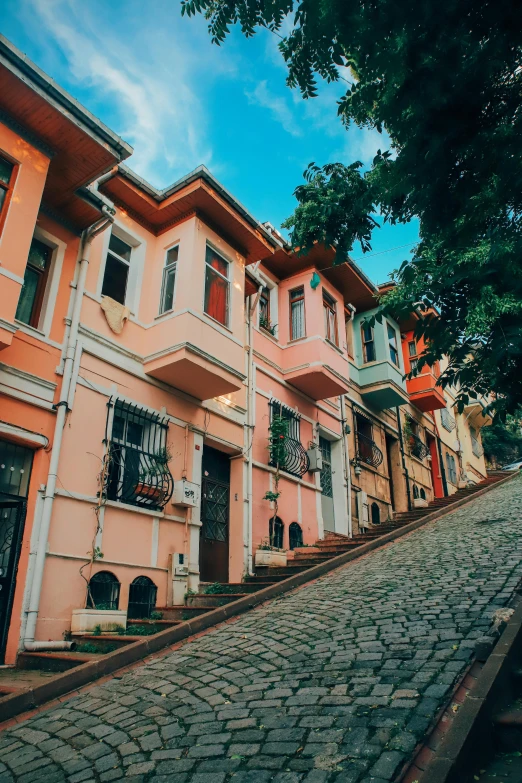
xmin=269 ymin=516 xmax=284 ymax=549
xmin=87 ymin=571 xmax=120 ymax=610
xmin=413 ymin=484 xmax=419 ymax=499
xmin=128 ymin=576 xmax=158 ymax=619
xmin=289 ymin=522 xmax=303 ymax=550
xmin=420 ymin=487 xmax=426 ymax=500
xmin=371 ymin=502 xmax=380 ymax=525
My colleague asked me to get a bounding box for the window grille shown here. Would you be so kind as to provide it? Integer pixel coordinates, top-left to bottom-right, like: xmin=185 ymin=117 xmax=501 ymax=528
xmin=289 ymin=522 xmax=303 ymax=549
xmin=371 ymin=502 xmax=380 ymax=525
xmin=268 ymin=400 xmax=310 ymax=477
xmin=127 ymin=576 xmax=158 ymax=619
xmin=105 ymin=400 xmax=174 ymax=510
xmin=86 ymin=571 xmax=120 ymax=610
xmin=0 ymin=440 xmax=33 ymax=498
xmin=353 ymin=409 xmax=383 ymax=468
xmin=269 ymin=516 xmax=284 ymax=548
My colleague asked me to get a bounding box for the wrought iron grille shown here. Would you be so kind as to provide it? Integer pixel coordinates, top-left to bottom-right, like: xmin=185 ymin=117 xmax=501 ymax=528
xmin=289 ymin=522 xmax=303 ymax=550
xmin=87 ymin=571 xmax=120 ymax=610
xmin=440 ymin=408 xmax=456 ymax=432
xmin=319 ymin=437 xmax=333 ymax=497
xmin=269 ymin=516 xmax=284 ymax=548
xmin=105 ymin=400 xmax=174 ymax=510
xmin=471 ymin=437 xmax=484 ymax=458
xmin=127 ymin=576 xmax=158 ymax=619
xmin=355 ymin=432 xmax=384 ymax=468
xmin=268 ymin=400 xmax=310 ymax=478
xmin=201 ymin=479 xmax=229 ymax=542
xmin=409 ymin=433 xmax=430 ymax=460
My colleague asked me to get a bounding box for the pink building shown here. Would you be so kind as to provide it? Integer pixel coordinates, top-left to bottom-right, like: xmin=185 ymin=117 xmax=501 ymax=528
xmin=0 ymin=36 xmax=489 ymax=665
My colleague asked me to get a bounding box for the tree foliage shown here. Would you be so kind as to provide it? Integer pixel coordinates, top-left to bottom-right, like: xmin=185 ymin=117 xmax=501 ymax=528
xmin=482 ymin=415 xmax=522 ymax=467
xmin=182 ymin=0 xmax=522 ymax=416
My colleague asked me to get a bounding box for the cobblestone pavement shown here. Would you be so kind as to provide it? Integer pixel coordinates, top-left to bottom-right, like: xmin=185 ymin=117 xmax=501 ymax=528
xmin=2 ymin=476 xmax=522 ymax=783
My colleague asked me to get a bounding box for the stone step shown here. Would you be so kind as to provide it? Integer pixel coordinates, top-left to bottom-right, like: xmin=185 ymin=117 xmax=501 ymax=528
xmin=493 ymin=707 xmax=522 ymax=752
xmin=155 ymin=606 xmax=212 ymax=621
xmin=245 ymin=574 xmax=291 ymax=583
xmin=199 ymin=582 xmax=273 ymax=595
xmin=185 ymin=593 xmax=249 ymax=608
xmin=17 ymin=651 xmax=103 ymax=673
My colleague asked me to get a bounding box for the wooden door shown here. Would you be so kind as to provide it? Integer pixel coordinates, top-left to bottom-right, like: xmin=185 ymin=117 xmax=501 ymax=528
xmin=199 ymin=447 xmax=230 ymax=583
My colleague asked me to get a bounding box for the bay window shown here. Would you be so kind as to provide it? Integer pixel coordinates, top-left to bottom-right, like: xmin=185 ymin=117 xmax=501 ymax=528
xmin=289 ymin=286 xmax=305 ymax=340
xmin=102 ymin=233 xmax=132 ymax=305
xmin=159 ymin=245 xmax=178 ymax=314
xmin=204 ymin=246 xmax=229 ymax=326
xmin=15 ymin=237 xmax=52 ymax=328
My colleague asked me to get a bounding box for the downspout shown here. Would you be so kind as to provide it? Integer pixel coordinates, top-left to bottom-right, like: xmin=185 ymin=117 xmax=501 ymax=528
xmin=245 ymin=285 xmax=262 ymax=575
xmin=341 ymin=303 xmax=356 ymax=538
xmin=23 ymin=210 xmax=114 ymax=651
xmin=396 ymin=407 xmax=412 ymax=511
xmin=436 ymin=432 xmax=449 ymax=496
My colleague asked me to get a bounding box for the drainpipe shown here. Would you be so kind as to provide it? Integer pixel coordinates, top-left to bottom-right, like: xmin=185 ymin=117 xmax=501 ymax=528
xmin=436 ymin=433 xmax=449 ymax=497
xmin=340 ymin=395 xmax=353 ymax=538
xmin=23 ymin=210 xmax=114 ymax=650
xmin=396 ymin=407 xmax=412 ymax=511
xmin=244 ymin=285 xmax=262 ymax=575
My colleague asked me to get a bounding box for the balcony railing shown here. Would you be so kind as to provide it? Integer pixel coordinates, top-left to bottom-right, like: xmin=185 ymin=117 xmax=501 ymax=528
xmin=356 ymin=432 xmax=384 ymax=469
xmin=471 ymin=437 xmax=484 ymax=458
xmin=408 ymin=433 xmax=430 ymax=461
xmin=269 ymin=437 xmax=310 ymax=478
xmin=440 ymin=408 xmax=456 ymax=432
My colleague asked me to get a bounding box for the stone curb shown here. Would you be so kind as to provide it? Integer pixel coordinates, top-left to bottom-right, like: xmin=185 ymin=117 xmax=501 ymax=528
xmin=417 ymin=594 xmax=522 ymax=783
xmin=0 ymin=471 xmax=517 ymax=725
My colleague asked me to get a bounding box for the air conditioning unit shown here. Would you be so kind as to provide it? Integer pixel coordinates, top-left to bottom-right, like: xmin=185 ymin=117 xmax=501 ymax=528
xmin=172 ymin=479 xmax=200 ymax=507
xmin=357 ymin=490 xmax=369 ymax=529
xmin=307 ymin=445 xmax=323 ymax=472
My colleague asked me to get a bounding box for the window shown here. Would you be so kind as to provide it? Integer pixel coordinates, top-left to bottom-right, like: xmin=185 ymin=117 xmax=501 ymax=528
xmin=102 ymin=233 xmax=132 ymax=305
xmin=323 ymin=290 xmax=338 ymax=345
xmin=86 ymin=571 xmax=120 ymax=610
xmin=259 ymin=286 xmax=270 ymax=329
xmin=289 ymin=286 xmax=305 ymax=340
xmin=159 ymin=246 xmax=178 ymax=314
xmin=128 ymin=576 xmax=158 ymax=619
xmin=106 ymin=400 xmax=174 ymax=510
xmin=289 ymin=522 xmax=303 ymax=550
xmin=0 ymin=155 xmax=15 ymax=224
xmin=15 ymin=237 xmax=53 ymax=327
xmin=204 ymin=246 xmax=229 ymax=325
xmin=268 ymin=400 xmax=309 ymax=477
xmin=345 ymin=315 xmax=354 ymax=357
xmin=470 ymin=427 xmax=484 ymax=458
xmin=446 ymin=453 xmax=457 ymax=484
xmin=387 ymin=323 xmax=400 ymax=366
xmin=0 ymin=439 xmax=33 ymax=498
xmin=371 ymin=502 xmax=380 ymax=525
xmin=361 ymin=322 xmax=376 ymax=363
xmin=441 ymin=407 xmax=456 ymax=431
xmin=408 ymin=340 xmax=419 ymax=372
xmin=269 ymin=516 xmax=284 ymax=549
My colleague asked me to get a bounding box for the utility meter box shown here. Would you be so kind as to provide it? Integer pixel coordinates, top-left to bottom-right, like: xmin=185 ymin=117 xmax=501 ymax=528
xmin=307 ymin=446 xmax=323 ymax=473
xmin=172 ymin=479 xmax=199 ymax=507
xmin=172 ymin=552 xmax=188 ymax=577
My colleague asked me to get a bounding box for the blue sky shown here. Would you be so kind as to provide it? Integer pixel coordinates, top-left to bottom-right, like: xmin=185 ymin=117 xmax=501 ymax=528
xmin=2 ymin=0 xmax=419 ymax=283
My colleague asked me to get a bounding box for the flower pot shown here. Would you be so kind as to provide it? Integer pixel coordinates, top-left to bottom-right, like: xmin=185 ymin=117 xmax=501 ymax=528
xmin=255 ymin=549 xmax=287 ymax=568
xmin=413 ymin=498 xmax=429 ymax=508
xmin=71 ymin=609 xmax=127 ymax=635
xmin=135 ymin=482 xmax=163 ymax=500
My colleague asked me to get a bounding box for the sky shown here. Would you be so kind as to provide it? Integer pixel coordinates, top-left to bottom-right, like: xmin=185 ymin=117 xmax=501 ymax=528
xmin=1 ymin=0 xmax=420 ymax=284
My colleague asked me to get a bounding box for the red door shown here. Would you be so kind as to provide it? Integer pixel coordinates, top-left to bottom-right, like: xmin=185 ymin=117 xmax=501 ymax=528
xmin=428 ymin=436 xmax=444 ymax=498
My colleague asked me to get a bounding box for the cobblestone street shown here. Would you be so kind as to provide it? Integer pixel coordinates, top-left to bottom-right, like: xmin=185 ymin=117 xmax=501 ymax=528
xmin=1 ymin=476 xmax=522 ymax=783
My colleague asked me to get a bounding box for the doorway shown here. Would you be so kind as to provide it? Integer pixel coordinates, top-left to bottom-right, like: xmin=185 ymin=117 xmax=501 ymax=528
xmin=199 ymin=446 xmax=230 ymax=583
xmin=319 ymin=436 xmax=335 ymax=532
xmin=0 ymin=439 xmax=33 ymax=664
xmin=427 ymin=435 xmax=444 ymax=498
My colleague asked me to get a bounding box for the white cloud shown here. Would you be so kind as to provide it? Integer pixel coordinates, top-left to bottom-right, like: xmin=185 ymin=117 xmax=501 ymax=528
xmin=245 ymin=80 xmax=302 ymax=137
xmin=26 ymin=0 xmax=226 ymax=186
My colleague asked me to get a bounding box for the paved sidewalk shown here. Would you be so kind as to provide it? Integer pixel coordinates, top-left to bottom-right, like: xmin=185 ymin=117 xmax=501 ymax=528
xmin=1 ymin=476 xmax=522 ymax=783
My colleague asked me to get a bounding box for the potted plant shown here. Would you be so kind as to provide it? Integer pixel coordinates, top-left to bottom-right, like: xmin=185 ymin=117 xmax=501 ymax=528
xmin=71 ymin=603 xmax=128 ymax=635
xmin=260 ymin=315 xmax=277 ymax=336
xmin=256 ymin=414 xmax=288 ymax=567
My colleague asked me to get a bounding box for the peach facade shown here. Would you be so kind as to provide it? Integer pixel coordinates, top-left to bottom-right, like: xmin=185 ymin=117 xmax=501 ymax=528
xmin=0 ymin=36 xmax=490 ymax=664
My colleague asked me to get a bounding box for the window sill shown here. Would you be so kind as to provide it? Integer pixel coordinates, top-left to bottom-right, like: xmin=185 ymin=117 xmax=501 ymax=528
xmin=258 ymin=326 xmax=279 ymax=342
xmin=202 ymin=311 xmax=233 ymax=334
xmin=288 ymin=336 xmax=307 ymax=344
xmin=154 ymin=309 xmax=174 ymax=321
xmin=325 ymin=338 xmax=343 ymax=355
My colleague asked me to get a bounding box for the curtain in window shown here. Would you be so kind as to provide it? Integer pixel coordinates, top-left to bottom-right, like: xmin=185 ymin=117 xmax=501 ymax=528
xmin=291 ymin=297 xmax=305 ymax=339
xmin=205 ymin=249 xmax=228 ymax=325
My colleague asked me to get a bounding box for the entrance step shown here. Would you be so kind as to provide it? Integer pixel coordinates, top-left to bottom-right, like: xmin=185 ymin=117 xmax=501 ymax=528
xmin=198 ymin=582 xmax=273 ymax=594
xmin=17 ymin=651 xmax=103 ymax=673
xmin=185 ymin=593 xmax=249 ymax=608
xmin=154 ymin=606 xmax=210 ymax=621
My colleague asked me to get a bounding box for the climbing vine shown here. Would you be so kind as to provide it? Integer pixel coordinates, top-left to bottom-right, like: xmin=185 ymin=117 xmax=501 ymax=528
xmin=263 ymin=414 xmax=288 ymax=547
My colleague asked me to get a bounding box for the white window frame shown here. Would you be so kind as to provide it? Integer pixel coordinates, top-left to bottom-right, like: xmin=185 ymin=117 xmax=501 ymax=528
xmin=386 ymin=321 xmax=400 ymax=367
xmin=14 ymin=226 xmax=66 ymax=338
xmin=203 ymin=243 xmax=231 ymax=328
xmin=257 ymin=273 xmax=278 ymax=337
xmin=159 ymin=244 xmax=178 ymax=315
xmin=97 ymin=222 xmax=144 ymax=316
